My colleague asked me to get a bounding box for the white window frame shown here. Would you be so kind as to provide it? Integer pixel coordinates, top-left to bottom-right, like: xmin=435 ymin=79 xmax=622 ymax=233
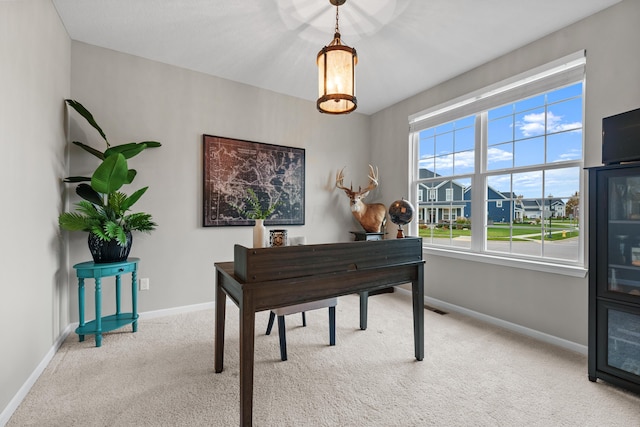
xmin=408 ymin=51 xmax=587 ymax=278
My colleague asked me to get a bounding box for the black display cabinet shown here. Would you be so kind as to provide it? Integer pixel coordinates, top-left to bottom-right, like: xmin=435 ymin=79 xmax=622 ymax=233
xmin=588 ymin=163 xmax=640 ymax=394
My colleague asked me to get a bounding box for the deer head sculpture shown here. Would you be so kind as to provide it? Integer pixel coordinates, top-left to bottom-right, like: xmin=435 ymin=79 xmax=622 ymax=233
xmin=335 ymin=165 xmax=387 ymax=233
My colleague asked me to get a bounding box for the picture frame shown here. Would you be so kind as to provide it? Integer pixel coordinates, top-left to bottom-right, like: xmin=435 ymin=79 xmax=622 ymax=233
xmin=631 ymin=246 xmax=640 ymax=266
xmin=202 ymin=134 xmax=305 ymax=227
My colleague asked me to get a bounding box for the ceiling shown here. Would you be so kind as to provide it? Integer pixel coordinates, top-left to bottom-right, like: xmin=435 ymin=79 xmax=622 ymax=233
xmin=52 ymin=0 xmax=621 ymax=116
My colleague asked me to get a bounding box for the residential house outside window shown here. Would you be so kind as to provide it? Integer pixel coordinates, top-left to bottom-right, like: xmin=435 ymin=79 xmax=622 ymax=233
xmin=409 ymin=52 xmax=585 ymax=268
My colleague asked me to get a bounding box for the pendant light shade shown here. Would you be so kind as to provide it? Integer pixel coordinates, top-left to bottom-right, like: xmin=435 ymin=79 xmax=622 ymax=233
xmin=317 ymin=0 xmax=357 ymax=114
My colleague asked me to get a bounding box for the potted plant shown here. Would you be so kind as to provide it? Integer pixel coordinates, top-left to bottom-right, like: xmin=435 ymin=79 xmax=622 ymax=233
xmin=231 ymin=188 xmax=281 ymax=248
xmin=58 ymin=99 xmax=161 ymax=263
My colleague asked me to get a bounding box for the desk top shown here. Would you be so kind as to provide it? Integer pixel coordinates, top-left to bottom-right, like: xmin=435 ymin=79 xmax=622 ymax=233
xmin=232 ymin=237 xmax=422 ymax=283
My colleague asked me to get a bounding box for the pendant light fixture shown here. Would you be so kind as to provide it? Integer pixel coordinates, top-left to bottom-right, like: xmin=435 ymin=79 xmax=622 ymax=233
xmin=317 ymin=0 xmax=357 ymax=114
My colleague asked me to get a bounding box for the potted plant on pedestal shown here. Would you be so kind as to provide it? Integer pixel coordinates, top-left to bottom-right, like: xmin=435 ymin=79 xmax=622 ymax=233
xmin=58 ymin=99 xmax=161 ymax=263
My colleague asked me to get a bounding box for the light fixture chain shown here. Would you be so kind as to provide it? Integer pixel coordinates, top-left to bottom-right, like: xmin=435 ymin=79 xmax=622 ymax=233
xmin=335 ymin=4 xmax=340 ymax=34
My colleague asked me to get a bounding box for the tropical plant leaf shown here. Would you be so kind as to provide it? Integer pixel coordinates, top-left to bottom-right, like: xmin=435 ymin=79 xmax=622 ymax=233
xmin=121 ymin=187 xmax=148 ymax=212
xmin=71 ymin=141 xmax=105 ymax=160
xmin=106 ymin=192 xmax=127 ymax=217
xmin=65 ymin=100 xmax=108 ymax=145
xmin=105 ymin=143 xmax=145 ymax=159
xmin=125 ymin=212 xmax=157 ymax=232
xmin=91 ymin=153 xmax=128 ymax=194
xmin=126 ymin=169 xmax=137 ymax=184
xmin=76 ymin=183 xmax=104 ymax=206
xmin=58 ymin=212 xmax=93 ymax=231
xmin=90 ymin=226 xmax=109 ymax=241
xmin=140 ymin=141 xmax=162 ymax=148
xmin=63 ymin=176 xmax=92 ymax=183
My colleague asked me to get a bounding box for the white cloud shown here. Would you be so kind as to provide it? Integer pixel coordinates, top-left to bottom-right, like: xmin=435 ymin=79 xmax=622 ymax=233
xmin=517 ymin=111 xmax=582 ymax=137
xmin=487 ymin=146 xmax=513 ymax=164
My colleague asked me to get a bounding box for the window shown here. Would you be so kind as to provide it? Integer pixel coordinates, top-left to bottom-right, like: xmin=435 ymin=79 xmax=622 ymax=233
xmin=445 ymin=188 xmax=453 ymax=201
xmin=409 ymin=52 xmax=585 ymax=267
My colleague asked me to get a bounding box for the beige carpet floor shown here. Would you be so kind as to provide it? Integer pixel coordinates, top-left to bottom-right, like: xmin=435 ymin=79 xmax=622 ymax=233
xmin=7 ymin=292 xmax=640 ymax=426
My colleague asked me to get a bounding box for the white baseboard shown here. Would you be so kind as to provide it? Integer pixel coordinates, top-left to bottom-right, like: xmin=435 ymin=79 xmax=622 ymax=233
xmin=0 ymin=322 xmax=74 ymax=427
xmin=0 ymin=301 xmax=216 ymax=427
xmin=138 ymin=301 xmax=216 ymax=320
xmin=394 ymin=287 xmax=587 ymax=355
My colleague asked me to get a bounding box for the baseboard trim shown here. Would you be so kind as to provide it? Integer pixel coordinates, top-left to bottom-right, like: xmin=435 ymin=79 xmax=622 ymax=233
xmin=0 ymin=301 xmax=216 ymax=427
xmin=138 ymin=301 xmax=216 ymax=320
xmin=394 ymin=287 xmax=587 ymax=355
xmin=0 ymin=322 xmax=74 ymax=427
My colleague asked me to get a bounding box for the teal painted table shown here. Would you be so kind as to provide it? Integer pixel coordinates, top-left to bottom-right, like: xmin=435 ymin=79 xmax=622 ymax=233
xmin=73 ymin=258 xmax=140 ymax=347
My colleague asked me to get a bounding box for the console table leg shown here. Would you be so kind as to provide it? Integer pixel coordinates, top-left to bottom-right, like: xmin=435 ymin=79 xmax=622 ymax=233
xmin=115 ymin=274 xmax=122 ymax=315
xmin=131 ymin=269 xmax=138 ymax=332
xmin=78 ymin=278 xmax=85 ymax=342
xmin=95 ymin=277 xmax=102 ymax=348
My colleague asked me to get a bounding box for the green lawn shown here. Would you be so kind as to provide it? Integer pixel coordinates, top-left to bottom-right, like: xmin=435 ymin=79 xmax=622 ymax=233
xmin=418 ymin=220 xmax=579 ymax=241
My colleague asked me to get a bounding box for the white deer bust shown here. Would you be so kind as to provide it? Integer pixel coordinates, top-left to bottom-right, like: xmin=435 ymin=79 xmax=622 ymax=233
xmin=335 ymin=165 xmax=387 ymax=233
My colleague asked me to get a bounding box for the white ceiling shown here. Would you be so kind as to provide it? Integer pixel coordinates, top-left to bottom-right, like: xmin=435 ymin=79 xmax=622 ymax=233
xmin=52 ymin=0 xmax=620 ymax=116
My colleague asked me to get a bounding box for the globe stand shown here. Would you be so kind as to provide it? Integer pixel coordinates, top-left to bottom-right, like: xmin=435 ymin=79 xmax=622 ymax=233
xmin=396 ymin=225 xmax=405 ymax=239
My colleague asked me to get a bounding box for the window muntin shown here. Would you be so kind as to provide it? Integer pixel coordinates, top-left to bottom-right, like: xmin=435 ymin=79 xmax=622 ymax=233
xmin=413 ymin=80 xmax=583 ymax=265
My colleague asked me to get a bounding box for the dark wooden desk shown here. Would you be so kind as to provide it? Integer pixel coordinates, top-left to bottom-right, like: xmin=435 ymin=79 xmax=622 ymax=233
xmin=214 ymin=238 xmax=424 ymax=427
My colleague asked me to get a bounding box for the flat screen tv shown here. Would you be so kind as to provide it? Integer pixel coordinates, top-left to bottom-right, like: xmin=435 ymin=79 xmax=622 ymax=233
xmin=602 ymin=107 xmax=640 ymax=165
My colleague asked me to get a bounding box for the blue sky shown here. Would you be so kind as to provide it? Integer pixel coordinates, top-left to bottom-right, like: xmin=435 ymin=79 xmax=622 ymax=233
xmin=419 ymin=82 xmax=583 ymax=200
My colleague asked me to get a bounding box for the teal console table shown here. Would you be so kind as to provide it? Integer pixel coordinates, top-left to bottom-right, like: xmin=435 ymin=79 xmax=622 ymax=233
xmin=73 ymin=258 xmax=140 ymax=347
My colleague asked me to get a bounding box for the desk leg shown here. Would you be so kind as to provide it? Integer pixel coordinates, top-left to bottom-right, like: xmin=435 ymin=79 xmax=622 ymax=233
xmin=214 ymin=273 xmax=226 ymax=373
xmin=359 ymin=291 xmax=368 ymax=330
xmin=95 ymin=277 xmax=102 ymax=347
xmin=412 ymin=267 xmax=424 ymax=361
xmin=78 ymin=278 xmax=85 ymax=342
xmin=239 ymin=296 xmax=256 ymax=427
xmin=131 ymin=269 xmax=138 ymax=332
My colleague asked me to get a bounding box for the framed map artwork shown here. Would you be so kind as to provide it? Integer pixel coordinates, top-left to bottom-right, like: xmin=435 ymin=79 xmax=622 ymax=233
xmin=203 ymin=135 xmax=305 ymax=227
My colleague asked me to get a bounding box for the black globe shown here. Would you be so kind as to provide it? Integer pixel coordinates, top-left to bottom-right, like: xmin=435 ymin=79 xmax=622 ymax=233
xmin=388 ymin=199 xmax=415 ymax=226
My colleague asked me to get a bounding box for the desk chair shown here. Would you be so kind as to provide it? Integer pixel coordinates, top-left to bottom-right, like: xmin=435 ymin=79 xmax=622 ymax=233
xmin=265 ymin=298 xmax=337 ymax=361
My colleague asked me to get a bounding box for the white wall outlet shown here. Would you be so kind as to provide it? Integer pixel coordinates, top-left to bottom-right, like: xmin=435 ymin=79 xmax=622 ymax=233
xmin=139 ymin=278 xmax=150 ymax=291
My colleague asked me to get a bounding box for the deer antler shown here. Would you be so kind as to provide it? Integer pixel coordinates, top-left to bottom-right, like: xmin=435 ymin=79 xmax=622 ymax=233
xmin=358 ymin=164 xmax=379 ymax=194
xmin=335 ymin=167 xmax=353 ymax=192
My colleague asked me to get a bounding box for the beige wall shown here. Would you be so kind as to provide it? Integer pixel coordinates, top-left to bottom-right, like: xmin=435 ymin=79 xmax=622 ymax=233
xmin=0 ymin=0 xmax=70 ymax=417
xmin=371 ymin=0 xmax=640 ymax=346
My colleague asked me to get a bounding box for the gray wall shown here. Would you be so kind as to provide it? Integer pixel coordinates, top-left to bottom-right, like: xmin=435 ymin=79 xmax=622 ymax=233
xmin=371 ymin=0 xmax=640 ymax=346
xmin=0 ymin=0 xmax=70 ymax=417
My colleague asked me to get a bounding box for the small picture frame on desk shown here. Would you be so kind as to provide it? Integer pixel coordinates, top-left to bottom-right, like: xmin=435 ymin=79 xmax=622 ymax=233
xmin=631 ymin=246 xmax=640 ymax=266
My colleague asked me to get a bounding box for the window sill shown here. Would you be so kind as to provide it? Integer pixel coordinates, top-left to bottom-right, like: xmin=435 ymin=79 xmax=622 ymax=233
xmin=422 ymin=246 xmax=588 ymax=278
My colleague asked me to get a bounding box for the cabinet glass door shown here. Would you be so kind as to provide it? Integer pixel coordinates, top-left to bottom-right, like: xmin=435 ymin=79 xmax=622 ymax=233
xmin=598 ymin=301 xmax=640 ymax=381
xmin=607 ymin=174 xmax=640 ymax=299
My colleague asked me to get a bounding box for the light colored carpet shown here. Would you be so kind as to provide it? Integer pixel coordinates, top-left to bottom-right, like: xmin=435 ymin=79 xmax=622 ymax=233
xmin=7 ymin=292 xmax=640 ymax=426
